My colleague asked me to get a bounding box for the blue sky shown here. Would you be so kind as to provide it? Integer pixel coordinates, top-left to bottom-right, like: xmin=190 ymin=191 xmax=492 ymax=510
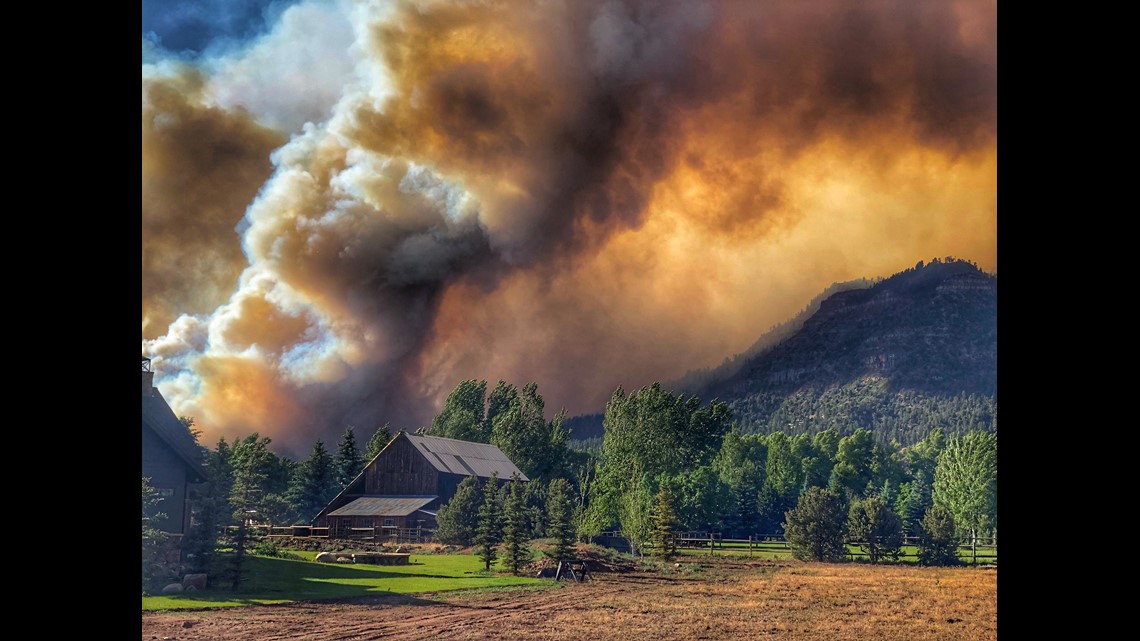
xmin=141 ymin=0 xmax=297 ymax=53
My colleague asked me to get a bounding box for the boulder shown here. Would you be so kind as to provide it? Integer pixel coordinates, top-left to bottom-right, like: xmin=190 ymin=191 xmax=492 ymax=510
xmin=314 ymin=552 xmax=337 ymax=563
xmin=161 ymin=583 xmax=183 ymax=594
xmin=182 ymin=573 xmax=208 ymax=590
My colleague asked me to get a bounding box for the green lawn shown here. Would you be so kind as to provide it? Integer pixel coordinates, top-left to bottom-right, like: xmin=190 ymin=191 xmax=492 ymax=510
xmin=143 ymin=552 xmax=544 ymax=611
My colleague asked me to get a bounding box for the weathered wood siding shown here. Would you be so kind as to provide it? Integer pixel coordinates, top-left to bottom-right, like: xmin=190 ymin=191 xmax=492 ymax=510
xmin=141 ymin=426 xmax=190 ymax=534
xmin=365 ymin=435 xmax=439 ymax=494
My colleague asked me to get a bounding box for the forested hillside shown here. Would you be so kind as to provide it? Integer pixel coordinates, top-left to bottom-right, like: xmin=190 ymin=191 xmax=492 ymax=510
xmin=677 ymin=257 xmax=996 ymax=445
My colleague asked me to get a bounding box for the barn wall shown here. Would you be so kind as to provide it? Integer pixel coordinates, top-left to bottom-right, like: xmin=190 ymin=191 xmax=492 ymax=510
xmin=327 ymin=514 xmax=434 ymax=532
xmin=365 ymin=435 xmax=439 ymax=494
xmin=141 ymin=426 xmax=190 ymax=534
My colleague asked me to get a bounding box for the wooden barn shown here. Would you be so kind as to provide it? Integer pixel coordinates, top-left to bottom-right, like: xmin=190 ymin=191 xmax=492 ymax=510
xmin=313 ymin=431 xmax=527 ymax=537
xmin=141 ymin=357 xmax=205 ymax=535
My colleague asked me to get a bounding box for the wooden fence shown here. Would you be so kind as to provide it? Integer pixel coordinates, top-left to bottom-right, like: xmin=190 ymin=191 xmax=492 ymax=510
xmin=231 ymin=525 xmax=432 ymax=544
xmin=609 ymin=531 xmax=997 ymax=565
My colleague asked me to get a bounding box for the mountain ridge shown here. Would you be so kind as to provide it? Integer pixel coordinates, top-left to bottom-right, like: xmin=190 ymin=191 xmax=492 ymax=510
xmin=569 ymin=257 xmax=996 ymax=446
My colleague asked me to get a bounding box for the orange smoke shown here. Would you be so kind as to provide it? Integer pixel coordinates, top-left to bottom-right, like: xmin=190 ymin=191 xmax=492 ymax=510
xmin=142 ymin=0 xmax=996 ymax=457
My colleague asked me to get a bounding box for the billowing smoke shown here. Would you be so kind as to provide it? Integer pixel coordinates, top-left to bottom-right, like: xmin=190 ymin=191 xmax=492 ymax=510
xmin=143 ymin=0 xmax=996 ymax=457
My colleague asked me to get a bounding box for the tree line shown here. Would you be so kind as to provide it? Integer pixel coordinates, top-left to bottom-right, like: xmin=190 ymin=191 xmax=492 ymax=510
xmin=146 ymin=377 xmax=995 ymax=590
xmin=427 ymin=379 xmax=994 ymax=566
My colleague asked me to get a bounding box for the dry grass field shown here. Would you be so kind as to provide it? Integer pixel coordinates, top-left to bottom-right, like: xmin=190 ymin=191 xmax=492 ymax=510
xmin=142 ymin=557 xmax=996 ymax=640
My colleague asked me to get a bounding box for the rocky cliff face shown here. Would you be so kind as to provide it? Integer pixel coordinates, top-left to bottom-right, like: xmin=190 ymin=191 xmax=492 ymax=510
xmin=691 ymin=259 xmax=996 ymax=444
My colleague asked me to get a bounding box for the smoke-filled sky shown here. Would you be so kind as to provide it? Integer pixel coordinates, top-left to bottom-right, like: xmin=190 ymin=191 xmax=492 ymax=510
xmin=142 ymin=0 xmax=996 ymax=458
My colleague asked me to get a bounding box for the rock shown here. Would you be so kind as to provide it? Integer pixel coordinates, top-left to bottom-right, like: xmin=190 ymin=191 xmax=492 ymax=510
xmin=674 ymin=563 xmax=681 ymax=568
xmin=315 ymin=552 xmax=337 ymax=563
xmin=181 ymin=621 xmax=195 ymax=628
xmin=182 ymin=573 xmax=207 ymax=590
xmin=161 ymin=583 xmax=183 ymax=594
xmin=335 ymin=556 xmax=354 ymax=563
xmin=395 ymin=546 xmax=408 ymax=553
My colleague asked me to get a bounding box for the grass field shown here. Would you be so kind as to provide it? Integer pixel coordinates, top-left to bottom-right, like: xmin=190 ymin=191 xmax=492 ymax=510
xmin=142 ymin=557 xmax=997 ymax=640
xmin=142 ymin=552 xmax=543 ymax=611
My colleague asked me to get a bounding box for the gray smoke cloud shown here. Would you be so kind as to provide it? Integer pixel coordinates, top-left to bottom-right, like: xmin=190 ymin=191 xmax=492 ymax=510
xmin=142 ymin=0 xmax=996 ymax=457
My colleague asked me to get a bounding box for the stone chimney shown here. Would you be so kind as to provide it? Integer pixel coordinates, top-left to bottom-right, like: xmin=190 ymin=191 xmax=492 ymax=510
xmin=142 ymin=356 xmax=154 ymax=396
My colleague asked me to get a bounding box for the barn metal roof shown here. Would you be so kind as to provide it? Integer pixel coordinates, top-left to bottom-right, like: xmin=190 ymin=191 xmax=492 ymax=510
xmin=405 ymin=434 xmax=528 ymax=481
xmin=327 ymin=496 xmax=438 ymax=517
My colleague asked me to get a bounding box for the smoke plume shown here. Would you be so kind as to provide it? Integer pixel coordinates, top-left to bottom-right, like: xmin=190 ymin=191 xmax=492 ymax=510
xmin=142 ymin=0 xmax=996 ymax=457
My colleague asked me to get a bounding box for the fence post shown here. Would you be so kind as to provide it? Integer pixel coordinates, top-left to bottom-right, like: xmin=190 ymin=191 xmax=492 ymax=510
xmin=749 ymin=535 xmax=753 ymax=557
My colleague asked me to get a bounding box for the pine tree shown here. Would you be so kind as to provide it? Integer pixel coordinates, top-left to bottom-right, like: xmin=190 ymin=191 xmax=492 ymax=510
xmin=287 ymin=440 xmax=337 ymax=524
xmin=918 ymin=504 xmax=960 ymax=566
xmin=783 ymin=487 xmax=848 ymax=562
xmin=848 ymin=496 xmax=903 ymax=564
xmin=650 ymin=486 xmax=677 ymax=560
xmin=475 ymin=472 xmax=504 ymax=571
xmin=501 ymin=473 xmax=530 ymax=574
xmin=227 ymin=436 xmax=273 ymax=590
xmin=435 ymin=476 xmax=481 ymax=546
xmin=335 ymin=426 xmax=365 ymax=488
xmin=898 ymin=471 xmax=933 ymax=536
xmin=182 ymin=439 xmax=233 ymax=577
xmin=546 ymin=478 xmax=575 ymax=564
xmin=365 ymin=423 xmax=393 ymax=461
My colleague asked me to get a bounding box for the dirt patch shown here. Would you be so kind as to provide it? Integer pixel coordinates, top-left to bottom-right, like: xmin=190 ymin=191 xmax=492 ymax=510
xmin=141 ymin=558 xmax=996 ymax=641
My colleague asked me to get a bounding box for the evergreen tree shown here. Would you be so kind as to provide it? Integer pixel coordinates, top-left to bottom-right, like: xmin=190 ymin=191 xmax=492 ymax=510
xmin=522 ymin=477 xmax=549 ymax=538
xmin=668 ymin=465 xmax=733 ymax=533
xmin=897 ymin=470 xmax=933 ymax=536
xmin=650 ymin=486 xmax=678 ymax=560
xmin=917 ymin=504 xmax=960 ymax=566
xmin=475 ymin=472 xmax=504 ymax=571
xmin=434 ymin=476 xmax=481 ymax=546
xmin=335 ymin=426 xmax=365 ymax=488
xmin=288 ymin=440 xmax=338 ymax=524
xmin=713 ymin=428 xmax=765 ymax=536
xmin=227 ymin=434 xmax=275 ymax=590
xmin=501 ymin=473 xmax=530 ymax=574
xmin=182 ymin=438 xmax=233 ymax=577
xmin=757 ymin=483 xmax=795 ymax=536
xmin=848 ymin=496 xmax=903 ymax=564
xmin=365 ymin=423 xmax=393 ymax=460
xmin=783 ymin=487 xmax=848 ymax=562
xmin=546 ymin=478 xmax=576 ymax=564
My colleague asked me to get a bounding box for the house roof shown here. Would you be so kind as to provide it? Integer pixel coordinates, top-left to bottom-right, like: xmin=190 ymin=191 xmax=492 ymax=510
xmin=405 ymin=434 xmax=528 ymax=481
xmin=327 ymin=496 xmax=438 ymax=518
xmin=142 ymin=387 xmax=206 ymax=482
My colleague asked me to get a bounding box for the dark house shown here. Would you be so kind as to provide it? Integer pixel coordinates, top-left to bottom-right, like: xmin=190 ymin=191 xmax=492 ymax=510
xmin=314 ymin=431 xmax=527 ymax=537
xmin=142 ymin=357 xmax=206 ymax=535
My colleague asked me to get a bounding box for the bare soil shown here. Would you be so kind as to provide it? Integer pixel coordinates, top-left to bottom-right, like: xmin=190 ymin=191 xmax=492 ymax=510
xmin=141 ymin=559 xmax=996 ymax=641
